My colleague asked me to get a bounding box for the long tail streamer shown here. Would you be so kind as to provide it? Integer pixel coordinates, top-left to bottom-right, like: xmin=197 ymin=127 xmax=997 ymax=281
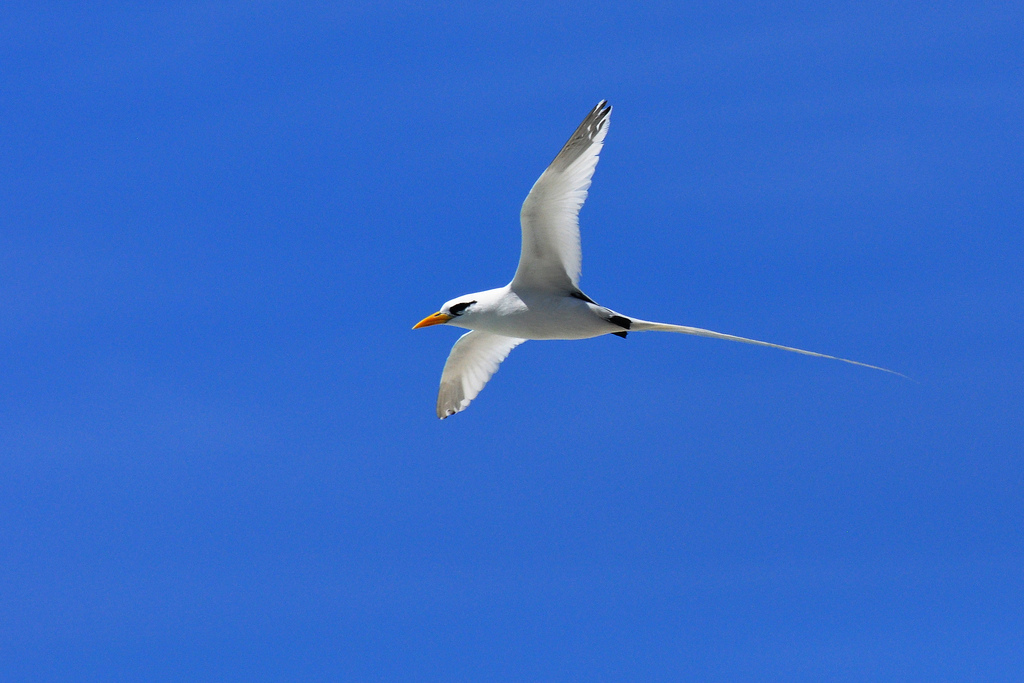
xmin=629 ymin=319 xmax=908 ymax=379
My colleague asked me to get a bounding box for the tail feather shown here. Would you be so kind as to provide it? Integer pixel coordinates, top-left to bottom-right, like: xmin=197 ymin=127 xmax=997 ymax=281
xmin=628 ymin=319 xmax=907 ymax=379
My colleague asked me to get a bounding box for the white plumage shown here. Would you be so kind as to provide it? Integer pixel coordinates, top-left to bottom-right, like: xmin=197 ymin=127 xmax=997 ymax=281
xmin=514 ymin=100 xmax=609 ymax=292
xmin=414 ymin=101 xmax=901 ymax=419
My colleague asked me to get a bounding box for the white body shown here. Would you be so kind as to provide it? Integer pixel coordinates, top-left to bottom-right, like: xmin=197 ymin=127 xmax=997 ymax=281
xmin=416 ymin=102 xmax=900 ymax=418
xmin=446 ymin=286 xmax=622 ymax=340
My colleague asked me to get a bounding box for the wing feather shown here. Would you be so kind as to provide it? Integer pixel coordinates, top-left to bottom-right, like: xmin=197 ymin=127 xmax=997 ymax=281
xmin=436 ymin=331 xmax=526 ymax=419
xmin=512 ymin=101 xmax=611 ymax=292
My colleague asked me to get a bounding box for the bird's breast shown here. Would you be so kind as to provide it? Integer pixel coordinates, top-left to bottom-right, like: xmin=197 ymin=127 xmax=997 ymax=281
xmin=469 ymin=294 xmax=613 ymax=340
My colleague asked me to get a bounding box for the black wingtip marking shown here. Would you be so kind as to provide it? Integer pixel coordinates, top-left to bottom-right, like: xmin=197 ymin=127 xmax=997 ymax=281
xmin=612 ymin=331 xmax=628 ymax=338
xmin=548 ymin=101 xmax=613 ymax=171
xmin=608 ymin=315 xmax=632 ymax=330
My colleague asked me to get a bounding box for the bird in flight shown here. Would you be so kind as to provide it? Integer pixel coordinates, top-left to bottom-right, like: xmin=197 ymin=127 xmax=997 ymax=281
xmin=415 ymin=101 xmax=900 ymax=418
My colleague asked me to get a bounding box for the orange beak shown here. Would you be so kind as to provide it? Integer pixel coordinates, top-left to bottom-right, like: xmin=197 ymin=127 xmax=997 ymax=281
xmin=412 ymin=312 xmax=453 ymax=329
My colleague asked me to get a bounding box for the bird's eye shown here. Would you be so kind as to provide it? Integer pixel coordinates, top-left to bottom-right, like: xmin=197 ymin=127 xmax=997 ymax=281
xmin=449 ymin=300 xmax=476 ymax=316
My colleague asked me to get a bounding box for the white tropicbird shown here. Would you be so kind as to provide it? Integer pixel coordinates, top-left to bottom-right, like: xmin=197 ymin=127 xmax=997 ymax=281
xmin=415 ymin=101 xmax=900 ymax=418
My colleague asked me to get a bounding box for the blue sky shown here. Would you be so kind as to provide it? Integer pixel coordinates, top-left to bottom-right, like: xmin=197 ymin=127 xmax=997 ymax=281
xmin=2 ymin=2 xmax=1022 ymax=680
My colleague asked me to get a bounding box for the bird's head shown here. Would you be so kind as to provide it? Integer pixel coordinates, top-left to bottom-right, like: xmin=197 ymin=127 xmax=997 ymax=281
xmin=413 ymin=297 xmax=479 ymax=329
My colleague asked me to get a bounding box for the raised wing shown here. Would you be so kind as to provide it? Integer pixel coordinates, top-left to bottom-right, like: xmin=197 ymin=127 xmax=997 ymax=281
xmin=512 ymin=101 xmax=611 ymax=293
xmin=436 ymin=331 xmax=526 ymax=419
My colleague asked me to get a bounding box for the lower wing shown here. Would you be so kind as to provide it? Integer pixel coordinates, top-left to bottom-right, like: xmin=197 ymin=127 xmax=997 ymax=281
xmin=437 ymin=331 xmax=527 ymax=419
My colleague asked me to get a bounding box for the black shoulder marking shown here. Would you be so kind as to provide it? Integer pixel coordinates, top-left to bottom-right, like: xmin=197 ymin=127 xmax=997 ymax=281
xmin=570 ymin=290 xmax=597 ymax=304
xmin=612 ymin=331 xmax=628 ymax=339
xmin=608 ymin=315 xmax=631 ymax=330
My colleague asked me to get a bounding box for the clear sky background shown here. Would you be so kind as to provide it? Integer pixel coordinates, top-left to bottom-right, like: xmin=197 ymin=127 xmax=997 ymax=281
xmin=2 ymin=3 xmax=1022 ymax=680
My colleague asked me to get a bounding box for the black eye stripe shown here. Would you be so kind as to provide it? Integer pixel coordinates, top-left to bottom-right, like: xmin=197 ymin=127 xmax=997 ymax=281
xmin=449 ymin=300 xmax=476 ymax=315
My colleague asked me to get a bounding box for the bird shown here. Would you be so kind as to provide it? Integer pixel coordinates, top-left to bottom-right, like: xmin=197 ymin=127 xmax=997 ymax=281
xmin=414 ymin=101 xmax=901 ymax=419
